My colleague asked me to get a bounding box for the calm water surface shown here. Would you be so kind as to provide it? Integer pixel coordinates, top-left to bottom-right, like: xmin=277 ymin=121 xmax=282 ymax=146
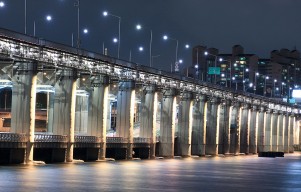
xmin=1 ymin=153 xmax=301 ymax=192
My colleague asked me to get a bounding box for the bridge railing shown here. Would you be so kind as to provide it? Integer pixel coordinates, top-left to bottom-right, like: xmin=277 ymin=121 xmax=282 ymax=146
xmin=0 ymin=133 xmax=27 ymax=142
xmin=106 ymin=137 xmax=128 ymax=143
xmin=133 ymin=137 xmax=152 ymax=143
xmin=34 ymin=134 xmax=68 ymax=143
xmin=74 ymin=135 xmax=103 ymax=143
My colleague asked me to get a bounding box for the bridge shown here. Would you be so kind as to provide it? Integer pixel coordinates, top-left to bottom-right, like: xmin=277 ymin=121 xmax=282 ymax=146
xmin=0 ymin=28 xmax=300 ymax=164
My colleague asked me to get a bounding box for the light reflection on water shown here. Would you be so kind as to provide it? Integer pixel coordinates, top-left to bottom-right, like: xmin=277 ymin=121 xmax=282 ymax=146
xmin=0 ymin=153 xmax=301 ymax=192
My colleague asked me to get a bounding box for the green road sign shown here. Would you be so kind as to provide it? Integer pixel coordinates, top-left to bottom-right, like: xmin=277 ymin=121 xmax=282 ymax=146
xmin=208 ymin=67 xmax=221 ymax=75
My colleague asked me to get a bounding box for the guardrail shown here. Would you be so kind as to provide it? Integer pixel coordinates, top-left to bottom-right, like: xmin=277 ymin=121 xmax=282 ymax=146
xmin=133 ymin=137 xmax=151 ymax=143
xmin=34 ymin=134 xmax=68 ymax=143
xmin=106 ymin=137 xmax=128 ymax=143
xmin=75 ymin=135 xmax=103 ymax=143
xmin=0 ymin=133 xmax=27 ymax=142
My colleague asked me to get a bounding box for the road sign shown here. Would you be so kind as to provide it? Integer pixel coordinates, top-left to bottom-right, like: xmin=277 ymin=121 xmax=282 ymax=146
xmin=208 ymin=67 xmax=220 ymax=75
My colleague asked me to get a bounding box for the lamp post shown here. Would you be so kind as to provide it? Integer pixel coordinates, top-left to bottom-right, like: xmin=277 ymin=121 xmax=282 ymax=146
xmin=136 ymin=24 xmax=153 ymax=67
xmin=281 ymin=82 xmax=285 ymax=97
xmin=103 ymin=11 xmax=121 ymax=59
xmin=163 ymin=35 xmax=178 ymax=72
xmin=151 ymin=54 xmax=160 ymax=67
xmin=232 ymin=77 xmax=237 ymax=90
xmin=129 ymin=46 xmax=144 ymax=62
xmin=33 ymin=15 xmax=52 ymax=37
xmin=273 ymin=79 xmax=277 ymax=97
xmin=195 ymin=64 xmax=199 ymax=79
xmin=254 ymin=72 xmax=259 ymax=94
xmin=264 ymin=76 xmax=269 ymax=96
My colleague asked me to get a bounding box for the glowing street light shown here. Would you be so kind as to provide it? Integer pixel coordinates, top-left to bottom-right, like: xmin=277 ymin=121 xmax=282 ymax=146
xmin=129 ymin=46 xmax=144 ymax=62
xmin=103 ymin=10 xmax=121 ymax=58
xmin=0 ymin=1 xmax=5 ymax=8
xmin=163 ymin=34 xmax=179 ymax=72
xmin=33 ymin=15 xmax=52 ymax=37
xmin=83 ymin=28 xmax=88 ymax=34
xmin=136 ymin=24 xmax=153 ymax=67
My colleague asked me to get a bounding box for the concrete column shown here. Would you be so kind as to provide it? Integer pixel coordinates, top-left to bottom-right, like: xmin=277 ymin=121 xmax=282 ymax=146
xmin=240 ymin=104 xmax=250 ymax=154
xmin=206 ymin=97 xmax=220 ymax=156
xmin=87 ymin=75 xmax=109 ymax=160
xmin=299 ymin=120 xmax=301 ymax=151
xmin=264 ymin=110 xmax=272 ymax=152
xmin=277 ymin=112 xmax=284 ymax=152
xmin=257 ymin=107 xmax=266 ymax=152
xmin=177 ymin=92 xmax=193 ymax=157
xmin=249 ymin=106 xmax=258 ymax=154
xmin=75 ymin=92 xmax=89 ymax=134
xmin=11 ymin=62 xmax=37 ymax=164
xmin=284 ymin=113 xmax=289 ymax=153
xmin=289 ymin=115 xmax=295 ymax=153
xmin=51 ymin=69 xmax=77 ymax=162
xmin=47 ymin=92 xmax=54 ymax=133
xmin=230 ymin=102 xmax=241 ymax=154
xmin=271 ymin=111 xmax=279 ymax=151
xmin=140 ymin=85 xmax=157 ymax=159
xmin=116 ymin=81 xmax=135 ymax=159
xmin=218 ymin=100 xmax=231 ymax=154
xmin=191 ymin=95 xmax=207 ymax=156
xmin=159 ymin=89 xmax=177 ymax=158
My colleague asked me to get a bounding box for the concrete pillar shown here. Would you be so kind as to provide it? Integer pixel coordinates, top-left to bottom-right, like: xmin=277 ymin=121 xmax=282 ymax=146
xmin=284 ymin=113 xmax=289 ymax=153
xmin=51 ymin=69 xmax=77 ymax=162
xmin=264 ymin=110 xmax=272 ymax=152
xmin=47 ymin=92 xmax=54 ymax=133
xmin=277 ymin=112 xmax=284 ymax=152
xmin=75 ymin=92 xmax=89 ymax=134
xmin=257 ymin=107 xmax=266 ymax=152
xmin=271 ymin=110 xmax=279 ymax=151
xmin=11 ymin=62 xmax=37 ymax=164
xmin=240 ymin=104 xmax=250 ymax=154
xmin=218 ymin=100 xmax=231 ymax=154
xmin=159 ymin=89 xmax=177 ymax=158
xmin=206 ymin=97 xmax=220 ymax=156
xmin=87 ymin=75 xmax=109 ymax=160
xmin=230 ymin=102 xmax=241 ymax=154
xmin=140 ymin=85 xmax=157 ymax=159
xmin=191 ymin=95 xmax=207 ymax=156
xmin=249 ymin=106 xmax=258 ymax=154
xmin=289 ymin=115 xmax=295 ymax=153
xmin=177 ymin=92 xmax=193 ymax=157
xmin=116 ymin=81 xmax=135 ymax=159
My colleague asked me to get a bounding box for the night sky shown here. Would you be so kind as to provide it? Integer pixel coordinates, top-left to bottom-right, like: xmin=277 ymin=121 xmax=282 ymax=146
xmin=0 ymin=0 xmax=300 ymax=71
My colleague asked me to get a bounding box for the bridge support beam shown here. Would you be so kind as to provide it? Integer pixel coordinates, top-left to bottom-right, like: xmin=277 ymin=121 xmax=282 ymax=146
xmin=240 ymin=104 xmax=250 ymax=154
xmin=289 ymin=115 xmax=295 ymax=153
xmin=264 ymin=110 xmax=272 ymax=151
xmin=249 ymin=106 xmax=258 ymax=154
xmin=87 ymin=75 xmax=109 ymax=160
xmin=140 ymin=85 xmax=157 ymax=159
xmin=159 ymin=88 xmax=177 ymax=158
xmin=11 ymin=62 xmax=38 ymax=164
xmin=116 ymin=81 xmax=135 ymax=159
xmin=277 ymin=113 xmax=284 ymax=152
xmin=257 ymin=107 xmax=266 ymax=152
xmin=191 ymin=95 xmax=207 ymax=156
xmin=177 ymin=92 xmax=193 ymax=157
xmin=271 ymin=111 xmax=279 ymax=151
xmin=284 ymin=114 xmax=289 ymax=153
xmin=218 ymin=100 xmax=231 ymax=154
xmin=230 ymin=102 xmax=240 ymax=154
xmin=51 ymin=69 xmax=77 ymax=162
xmin=206 ymin=97 xmax=220 ymax=156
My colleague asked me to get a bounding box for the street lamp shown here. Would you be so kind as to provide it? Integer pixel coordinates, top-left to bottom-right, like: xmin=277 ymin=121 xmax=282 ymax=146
xmin=103 ymin=11 xmax=121 ymax=59
xmin=33 ymin=15 xmax=52 ymax=37
xmin=273 ymin=79 xmax=277 ymax=97
xmin=0 ymin=1 xmax=5 ymax=8
xmin=264 ymin=76 xmax=269 ymax=96
xmin=242 ymin=68 xmax=249 ymax=91
xmin=163 ymin=35 xmax=179 ymax=72
xmin=136 ymin=24 xmax=153 ymax=67
xmin=204 ymin=51 xmax=221 ymax=84
xmin=254 ymin=72 xmax=259 ymax=94
xmin=151 ymin=55 xmax=160 ymax=67
xmin=129 ymin=46 xmax=144 ymax=62
xmin=232 ymin=77 xmax=237 ymax=90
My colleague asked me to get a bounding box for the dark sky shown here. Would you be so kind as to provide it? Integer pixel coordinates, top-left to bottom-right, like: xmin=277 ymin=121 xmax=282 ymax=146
xmin=0 ymin=0 xmax=301 ymax=71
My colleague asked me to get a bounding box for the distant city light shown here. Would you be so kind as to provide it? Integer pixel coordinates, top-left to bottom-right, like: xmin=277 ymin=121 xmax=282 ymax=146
xmin=204 ymin=51 xmax=208 ymax=55
xmin=179 ymin=59 xmax=183 ymax=63
xmin=113 ymin=38 xmax=118 ymax=43
xmin=83 ymin=28 xmax=88 ymax=34
xmin=185 ymin=44 xmax=189 ymax=49
xmin=163 ymin=35 xmax=168 ymax=40
xmin=103 ymin=11 xmax=108 ymax=16
xmin=139 ymin=46 xmax=143 ymax=51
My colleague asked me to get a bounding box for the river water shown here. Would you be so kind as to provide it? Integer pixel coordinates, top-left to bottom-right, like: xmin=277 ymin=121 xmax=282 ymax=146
xmin=0 ymin=153 xmax=301 ymax=192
